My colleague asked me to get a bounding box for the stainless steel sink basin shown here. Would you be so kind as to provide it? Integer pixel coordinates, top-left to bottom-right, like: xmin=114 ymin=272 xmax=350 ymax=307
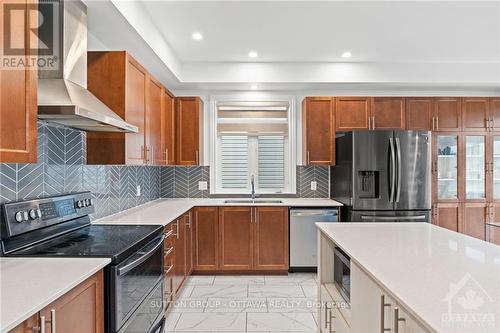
xmin=223 ymin=199 xmax=283 ymax=204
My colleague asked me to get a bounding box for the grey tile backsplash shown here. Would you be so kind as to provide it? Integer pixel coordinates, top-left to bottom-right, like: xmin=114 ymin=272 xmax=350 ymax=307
xmin=0 ymin=122 xmax=329 ymax=221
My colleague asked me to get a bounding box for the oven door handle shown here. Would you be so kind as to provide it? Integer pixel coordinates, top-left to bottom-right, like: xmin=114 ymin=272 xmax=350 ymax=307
xmin=118 ymin=235 xmax=165 ymax=276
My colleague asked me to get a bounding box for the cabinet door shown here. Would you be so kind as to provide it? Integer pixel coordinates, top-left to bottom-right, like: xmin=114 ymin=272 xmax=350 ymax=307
xmin=432 ymin=203 xmax=461 ymax=232
xmin=490 ymin=98 xmax=500 ymax=131
xmin=463 ymin=203 xmax=487 ymax=240
xmin=125 ymin=58 xmax=147 ymax=164
xmin=254 ymin=207 xmax=288 ymax=270
xmin=462 ymin=97 xmax=489 ymax=132
xmin=491 ymin=136 xmax=500 ymax=210
xmin=393 ymin=306 xmax=428 ymax=333
xmin=405 ymin=98 xmax=433 ymax=131
xmin=434 ymin=134 xmax=460 ymax=201
xmin=302 ymin=97 xmax=335 ymax=165
xmin=40 ymin=271 xmax=104 ymax=333
xmin=0 ymin=0 xmax=37 ymax=163
xmin=464 ymin=135 xmax=486 ymax=201
xmin=335 ymin=97 xmax=371 ymax=131
xmin=193 ymin=207 xmax=219 ymax=271
xmin=176 ymin=97 xmax=201 ymax=165
xmin=162 ymin=90 xmax=176 ymax=165
xmin=434 ymin=97 xmax=461 ymax=131
xmin=173 ymin=218 xmax=186 ymax=294
xmin=219 ymin=207 xmax=253 ymax=270
xmin=486 ymin=223 xmax=500 ymax=245
xmin=372 ymin=97 xmax=405 ymax=130
xmin=185 ymin=213 xmax=193 ymax=275
xmin=147 ymin=77 xmax=163 ymax=165
xmin=9 ymin=313 xmax=40 ymax=333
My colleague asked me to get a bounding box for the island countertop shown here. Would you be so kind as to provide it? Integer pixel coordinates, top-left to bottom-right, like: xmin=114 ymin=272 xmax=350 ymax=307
xmin=0 ymin=257 xmax=110 ymax=333
xmin=316 ymin=222 xmax=500 ymax=333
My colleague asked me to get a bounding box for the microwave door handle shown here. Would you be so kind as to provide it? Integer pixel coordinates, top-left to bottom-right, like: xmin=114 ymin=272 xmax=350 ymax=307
xmin=389 ymin=138 xmax=396 ymax=202
xmin=395 ymin=137 xmax=402 ymax=203
xmin=118 ymin=235 xmax=165 ymax=275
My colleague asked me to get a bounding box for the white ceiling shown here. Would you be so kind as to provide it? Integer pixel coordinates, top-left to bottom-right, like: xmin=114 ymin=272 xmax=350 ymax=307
xmin=85 ymin=0 xmax=500 ymax=94
xmin=143 ymin=0 xmax=498 ymax=63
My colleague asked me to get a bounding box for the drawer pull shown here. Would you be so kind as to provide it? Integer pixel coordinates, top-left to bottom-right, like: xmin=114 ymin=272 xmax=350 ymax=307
xmin=165 ymin=265 xmax=174 ymax=274
xmin=165 ymin=247 xmax=174 ymax=256
xmin=164 ymin=229 xmax=174 ymax=238
xmin=380 ymin=295 xmax=391 ymax=332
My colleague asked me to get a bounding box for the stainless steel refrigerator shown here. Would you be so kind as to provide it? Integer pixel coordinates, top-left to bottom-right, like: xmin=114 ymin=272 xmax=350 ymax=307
xmin=331 ymin=130 xmax=431 ymax=222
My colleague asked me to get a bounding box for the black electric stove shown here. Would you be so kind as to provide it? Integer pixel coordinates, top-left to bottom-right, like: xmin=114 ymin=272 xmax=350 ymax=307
xmin=0 ymin=192 xmax=166 ymax=333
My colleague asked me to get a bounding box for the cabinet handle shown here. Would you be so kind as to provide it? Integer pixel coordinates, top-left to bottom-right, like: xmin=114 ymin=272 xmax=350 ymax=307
xmin=39 ymin=315 xmax=46 ymax=333
xmin=380 ymin=295 xmax=391 ymax=332
xmin=393 ymin=307 xmax=405 ymax=333
xmin=50 ymin=309 xmax=56 ymax=333
xmin=250 ymin=207 xmax=254 ymax=223
xmin=491 ymin=118 xmax=495 ymax=129
xmin=141 ymin=145 xmax=144 ymax=160
xmin=324 ymin=302 xmax=330 ymax=329
xmin=372 ymin=116 xmax=376 ymax=130
xmin=176 ymin=220 xmax=180 ymax=239
xmin=165 ymin=246 xmax=174 ymax=256
xmin=165 ymin=148 xmax=169 ymax=164
xmin=329 ymin=306 xmax=336 ymax=333
xmin=165 ymin=264 xmax=174 ymax=274
xmin=368 ymin=116 xmax=371 ymax=130
xmin=436 ymin=116 xmax=439 ymax=130
xmin=307 ymin=151 xmax=310 ymax=164
xmin=254 ymin=207 xmax=258 ymax=224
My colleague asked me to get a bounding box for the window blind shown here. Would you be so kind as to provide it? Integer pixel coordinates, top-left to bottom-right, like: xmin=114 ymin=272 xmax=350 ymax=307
xmin=258 ymin=136 xmax=285 ymax=189
xmin=220 ymin=135 xmax=249 ymax=189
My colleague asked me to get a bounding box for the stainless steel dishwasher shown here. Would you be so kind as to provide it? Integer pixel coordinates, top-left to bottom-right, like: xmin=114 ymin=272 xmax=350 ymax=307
xmin=289 ymin=208 xmax=338 ymax=271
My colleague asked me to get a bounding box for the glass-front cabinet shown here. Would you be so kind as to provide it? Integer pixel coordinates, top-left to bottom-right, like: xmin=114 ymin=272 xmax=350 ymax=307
xmin=465 ymin=136 xmax=486 ymax=200
xmin=493 ymin=136 xmax=500 ymax=200
xmin=435 ymin=135 xmax=459 ymax=200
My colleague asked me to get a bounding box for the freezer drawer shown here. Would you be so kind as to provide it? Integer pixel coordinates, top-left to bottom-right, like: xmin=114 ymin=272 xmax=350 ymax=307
xmin=290 ymin=209 xmax=338 ymax=270
xmin=349 ymin=210 xmax=430 ymax=223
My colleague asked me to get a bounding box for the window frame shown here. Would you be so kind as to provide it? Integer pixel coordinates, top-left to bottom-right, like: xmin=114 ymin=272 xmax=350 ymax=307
xmin=209 ymin=95 xmax=297 ymax=195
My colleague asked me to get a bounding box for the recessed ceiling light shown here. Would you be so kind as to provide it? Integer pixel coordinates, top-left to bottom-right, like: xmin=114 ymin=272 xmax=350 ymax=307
xmin=248 ymin=51 xmax=258 ymax=58
xmin=341 ymin=51 xmax=352 ymax=59
xmin=250 ymin=84 xmax=258 ymax=90
xmin=192 ymin=32 xmax=203 ymax=41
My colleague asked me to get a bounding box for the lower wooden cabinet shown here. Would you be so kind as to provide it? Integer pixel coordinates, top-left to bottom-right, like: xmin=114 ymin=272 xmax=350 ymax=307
xmin=432 ymin=203 xmax=461 ymax=232
xmin=462 ymin=203 xmax=487 ymax=240
xmin=193 ymin=207 xmax=219 ymax=271
xmin=487 ymin=224 xmax=500 ymax=245
xmin=254 ymin=207 xmax=289 ymax=270
xmin=185 ymin=212 xmax=193 ymax=275
xmin=433 ymin=202 xmax=490 ymax=241
xmin=10 ymin=271 xmax=104 ymax=333
xmin=219 ymin=207 xmax=254 ymax=270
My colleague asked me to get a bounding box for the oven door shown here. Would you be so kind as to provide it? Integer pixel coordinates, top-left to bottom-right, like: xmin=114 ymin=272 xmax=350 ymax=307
xmin=111 ymin=234 xmax=164 ymax=332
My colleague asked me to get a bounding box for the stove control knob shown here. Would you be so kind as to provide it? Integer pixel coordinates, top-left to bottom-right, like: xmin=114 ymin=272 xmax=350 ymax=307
xmin=15 ymin=211 xmax=24 ymax=223
xmin=88 ymin=199 xmax=93 ymax=206
xmin=85 ymin=199 xmax=91 ymax=206
xmin=76 ymin=200 xmax=83 ymax=208
xmin=29 ymin=209 xmax=38 ymax=220
xmin=82 ymin=200 xmax=87 ymax=207
xmin=37 ymin=209 xmax=42 ymax=219
xmin=23 ymin=211 xmax=29 ymax=221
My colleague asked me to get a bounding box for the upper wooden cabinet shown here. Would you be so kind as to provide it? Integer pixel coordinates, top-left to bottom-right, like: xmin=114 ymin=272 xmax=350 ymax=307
xmin=0 ymin=0 xmax=38 ymax=163
xmin=335 ymin=97 xmax=371 ymax=131
xmin=302 ymin=97 xmax=335 ymax=165
xmin=87 ymin=51 xmax=174 ymax=165
xmin=406 ymin=98 xmax=434 ymax=131
xmin=193 ymin=207 xmax=219 ymax=271
xmin=371 ymin=97 xmax=405 ymax=130
xmin=162 ymin=90 xmax=176 ymax=165
xmin=489 ymin=98 xmax=500 ymax=131
xmin=433 ymin=97 xmax=462 ymax=131
xmin=176 ymin=97 xmax=203 ymax=165
xmin=462 ymin=97 xmax=489 ymax=132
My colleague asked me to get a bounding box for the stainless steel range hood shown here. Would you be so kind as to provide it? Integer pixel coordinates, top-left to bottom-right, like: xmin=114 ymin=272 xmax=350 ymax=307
xmin=37 ymin=0 xmax=138 ymax=133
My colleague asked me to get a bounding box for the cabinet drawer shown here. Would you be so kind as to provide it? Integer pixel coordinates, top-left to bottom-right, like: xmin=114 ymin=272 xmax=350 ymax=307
xmin=320 ymin=285 xmax=350 ymax=333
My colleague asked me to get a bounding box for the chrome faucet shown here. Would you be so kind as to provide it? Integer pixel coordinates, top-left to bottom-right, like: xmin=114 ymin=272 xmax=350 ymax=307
xmin=251 ymin=175 xmax=256 ymax=200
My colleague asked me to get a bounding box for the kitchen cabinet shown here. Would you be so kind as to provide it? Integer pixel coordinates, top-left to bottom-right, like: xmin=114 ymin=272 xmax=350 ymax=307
xmin=302 ymin=97 xmax=335 ymax=165
xmin=462 ymin=203 xmax=487 ymax=240
xmin=164 ymin=223 xmax=175 ymax=306
xmin=319 ymin=285 xmax=350 ymax=333
xmin=87 ymin=51 xmax=174 ymax=165
xmin=405 ymin=97 xmax=433 ymax=130
xmin=176 ymin=97 xmax=202 ymax=165
xmin=162 ymin=90 xmax=176 ymax=164
xmin=0 ymin=0 xmax=38 ymax=163
xmin=490 ymin=98 xmax=500 ymax=131
xmin=335 ymin=97 xmax=371 ymax=131
xmin=219 ymin=207 xmax=254 ymax=270
xmin=433 ymin=133 xmax=461 ymax=202
xmin=218 ymin=207 xmax=289 ymax=272
xmin=487 ymin=223 xmax=500 ymax=245
xmin=371 ymin=97 xmax=405 ymax=130
xmin=13 ymin=271 xmax=104 ymax=333
xmin=433 ymin=97 xmax=461 ymax=131
xmin=185 ymin=212 xmax=193 ymax=275
xmin=462 ymin=97 xmax=489 ymax=132
xmin=193 ymin=207 xmax=219 ymax=271
xmin=173 ymin=217 xmax=186 ymax=294
xmin=254 ymin=207 xmax=289 ymax=270
xmin=432 ymin=203 xmax=461 ymax=232
xmin=464 ymin=134 xmax=487 ymax=201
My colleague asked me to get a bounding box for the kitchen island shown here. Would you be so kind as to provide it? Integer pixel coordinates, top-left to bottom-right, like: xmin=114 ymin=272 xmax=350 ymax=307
xmin=316 ymin=222 xmax=500 ymax=333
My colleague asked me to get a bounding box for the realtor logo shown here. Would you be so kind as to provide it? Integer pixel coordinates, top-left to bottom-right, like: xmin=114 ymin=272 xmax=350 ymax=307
xmin=442 ymin=273 xmax=497 ymax=330
xmin=2 ymin=1 xmax=59 ymax=69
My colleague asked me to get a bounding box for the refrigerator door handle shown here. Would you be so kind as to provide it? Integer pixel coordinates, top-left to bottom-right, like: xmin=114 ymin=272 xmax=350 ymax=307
xmin=389 ymin=138 xmax=396 ymax=202
xmin=361 ymin=215 xmax=427 ymax=221
xmin=395 ymin=137 xmax=402 ymax=202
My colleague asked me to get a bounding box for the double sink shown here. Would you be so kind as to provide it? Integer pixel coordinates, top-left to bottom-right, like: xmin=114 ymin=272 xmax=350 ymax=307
xmin=224 ymin=199 xmax=283 ymax=204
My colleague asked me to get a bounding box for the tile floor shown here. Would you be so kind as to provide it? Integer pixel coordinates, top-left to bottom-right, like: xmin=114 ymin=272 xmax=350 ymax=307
xmin=164 ymin=273 xmax=319 ymax=332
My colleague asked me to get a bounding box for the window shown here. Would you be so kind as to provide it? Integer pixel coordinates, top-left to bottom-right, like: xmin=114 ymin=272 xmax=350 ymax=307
xmin=212 ymin=100 xmax=295 ymax=194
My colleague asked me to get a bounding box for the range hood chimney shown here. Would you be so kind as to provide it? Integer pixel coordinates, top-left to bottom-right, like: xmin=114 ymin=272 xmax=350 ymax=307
xmin=37 ymin=0 xmax=138 ymax=133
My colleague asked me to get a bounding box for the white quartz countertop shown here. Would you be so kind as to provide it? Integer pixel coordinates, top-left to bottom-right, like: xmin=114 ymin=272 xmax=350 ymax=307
xmin=0 ymin=257 xmax=110 ymax=333
xmin=316 ymin=223 xmax=500 ymax=333
xmin=93 ymin=198 xmax=342 ymax=226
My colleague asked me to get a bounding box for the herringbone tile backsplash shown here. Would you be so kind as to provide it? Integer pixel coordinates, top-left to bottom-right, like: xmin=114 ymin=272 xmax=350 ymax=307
xmin=0 ymin=122 xmax=329 ymax=221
